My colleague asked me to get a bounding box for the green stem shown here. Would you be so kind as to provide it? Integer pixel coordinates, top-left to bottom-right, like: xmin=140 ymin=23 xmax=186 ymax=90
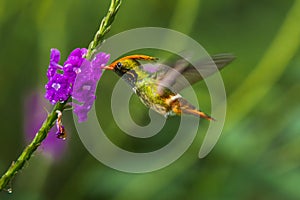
xmin=0 ymin=102 xmax=66 ymax=191
xmin=0 ymin=0 xmax=122 ymax=192
xmin=85 ymin=0 xmax=122 ymax=60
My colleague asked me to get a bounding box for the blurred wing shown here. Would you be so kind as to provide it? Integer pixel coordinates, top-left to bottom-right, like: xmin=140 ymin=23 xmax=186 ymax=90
xmin=157 ymin=53 xmax=235 ymax=94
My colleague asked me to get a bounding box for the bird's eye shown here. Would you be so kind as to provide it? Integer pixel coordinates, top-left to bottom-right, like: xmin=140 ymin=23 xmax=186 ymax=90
xmin=116 ymin=62 xmax=122 ymax=70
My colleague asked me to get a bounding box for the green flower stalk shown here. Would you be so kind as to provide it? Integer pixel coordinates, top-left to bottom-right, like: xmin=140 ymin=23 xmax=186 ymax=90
xmin=0 ymin=102 xmax=66 ymax=193
xmin=0 ymin=0 xmax=122 ymax=192
xmin=86 ymin=0 xmax=122 ymax=59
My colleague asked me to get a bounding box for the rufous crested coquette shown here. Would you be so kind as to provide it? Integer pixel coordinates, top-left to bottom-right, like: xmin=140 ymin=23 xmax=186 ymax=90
xmin=102 ymin=54 xmax=235 ymax=121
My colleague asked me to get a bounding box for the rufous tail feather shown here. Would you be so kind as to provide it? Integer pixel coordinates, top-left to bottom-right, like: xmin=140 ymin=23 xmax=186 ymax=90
xmin=182 ymin=108 xmax=215 ymax=121
xmin=170 ymin=98 xmax=215 ymax=121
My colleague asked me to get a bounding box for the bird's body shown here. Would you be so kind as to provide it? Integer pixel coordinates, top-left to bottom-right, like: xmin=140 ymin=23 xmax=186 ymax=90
xmin=135 ymin=79 xmax=173 ymax=116
xmin=103 ymin=54 xmax=235 ymax=120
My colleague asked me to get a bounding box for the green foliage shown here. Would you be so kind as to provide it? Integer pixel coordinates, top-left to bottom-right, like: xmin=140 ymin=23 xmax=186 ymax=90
xmin=0 ymin=0 xmax=299 ymax=199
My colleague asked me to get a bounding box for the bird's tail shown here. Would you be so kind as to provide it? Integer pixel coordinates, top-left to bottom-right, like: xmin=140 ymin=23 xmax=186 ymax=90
xmin=181 ymin=108 xmax=215 ymax=121
xmin=171 ymin=98 xmax=215 ymax=121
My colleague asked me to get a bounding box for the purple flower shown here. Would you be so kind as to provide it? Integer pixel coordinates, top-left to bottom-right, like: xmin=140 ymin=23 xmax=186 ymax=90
xmin=45 ymin=48 xmax=110 ymax=122
xmin=45 ymin=48 xmax=87 ymax=104
xmin=45 ymin=73 xmax=71 ymax=104
xmin=47 ymin=48 xmax=61 ymax=79
xmin=72 ymin=52 xmax=110 ymax=122
xmin=63 ymin=48 xmax=87 ymax=84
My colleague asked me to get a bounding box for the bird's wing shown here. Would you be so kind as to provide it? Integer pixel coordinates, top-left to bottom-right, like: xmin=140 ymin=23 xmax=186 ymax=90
xmin=156 ymin=53 xmax=235 ymax=94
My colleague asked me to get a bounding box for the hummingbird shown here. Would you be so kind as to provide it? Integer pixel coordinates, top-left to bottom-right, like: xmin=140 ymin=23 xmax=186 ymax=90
xmin=102 ymin=54 xmax=235 ymax=121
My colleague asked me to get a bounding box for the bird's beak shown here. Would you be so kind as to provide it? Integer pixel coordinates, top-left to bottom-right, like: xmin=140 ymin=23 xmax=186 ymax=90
xmin=102 ymin=65 xmax=114 ymax=70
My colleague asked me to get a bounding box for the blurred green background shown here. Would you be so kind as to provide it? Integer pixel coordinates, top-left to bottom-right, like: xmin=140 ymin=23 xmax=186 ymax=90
xmin=1 ymin=0 xmax=300 ymax=199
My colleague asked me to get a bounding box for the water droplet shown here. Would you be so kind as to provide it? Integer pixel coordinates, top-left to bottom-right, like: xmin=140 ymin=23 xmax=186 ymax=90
xmin=7 ymin=188 xmax=12 ymax=193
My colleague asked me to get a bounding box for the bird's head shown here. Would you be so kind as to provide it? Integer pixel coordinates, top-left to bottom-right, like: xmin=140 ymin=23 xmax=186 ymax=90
xmin=102 ymin=55 xmax=158 ymax=76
